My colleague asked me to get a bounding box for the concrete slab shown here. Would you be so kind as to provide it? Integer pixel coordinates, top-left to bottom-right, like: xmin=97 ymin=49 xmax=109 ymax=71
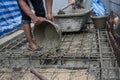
xmin=0 ymin=30 xmax=24 ymax=49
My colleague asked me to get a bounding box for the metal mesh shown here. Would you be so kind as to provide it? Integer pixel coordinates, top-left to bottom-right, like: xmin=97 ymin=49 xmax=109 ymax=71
xmin=0 ymin=24 xmax=119 ymax=80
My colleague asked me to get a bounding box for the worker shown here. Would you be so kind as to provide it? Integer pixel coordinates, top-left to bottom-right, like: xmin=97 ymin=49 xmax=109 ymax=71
xmin=18 ymin=0 xmax=53 ymax=51
xmin=69 ymin=0 xmax=84 ymax=9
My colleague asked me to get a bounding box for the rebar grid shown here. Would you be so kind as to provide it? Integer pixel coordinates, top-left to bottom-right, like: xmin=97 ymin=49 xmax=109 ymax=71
xmin=0 ymin=67 xmax=120 ymax=80
xmin=0 ymin=25 xmax=119 ymax=80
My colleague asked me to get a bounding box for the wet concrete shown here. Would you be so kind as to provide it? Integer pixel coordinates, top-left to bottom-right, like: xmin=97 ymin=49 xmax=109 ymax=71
xmin=0 ymin=21 xmax=119 ymax=80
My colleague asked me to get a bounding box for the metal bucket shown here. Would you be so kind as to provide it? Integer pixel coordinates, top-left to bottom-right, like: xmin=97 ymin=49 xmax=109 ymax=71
xmin=53 ymin=9 xmax=91 ymax=32
xmin=91 ymin=15 xmax=108 ymax=29
xmin=33 ymin=20 xmax=61 ymax=50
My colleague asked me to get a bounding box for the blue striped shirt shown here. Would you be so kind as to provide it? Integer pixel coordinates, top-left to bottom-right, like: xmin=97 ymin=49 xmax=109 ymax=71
xmin=0 ymin=0 xmax=22 ymax=37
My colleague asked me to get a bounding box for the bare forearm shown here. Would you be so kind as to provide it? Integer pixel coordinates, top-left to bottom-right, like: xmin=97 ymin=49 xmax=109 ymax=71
xmin=18 ymin=0 xmax=36 ymax=20
xmin=45 ymin=0 xmax=53 ymax=14
xmin=68 ymin=0 xmax=75 ymax=4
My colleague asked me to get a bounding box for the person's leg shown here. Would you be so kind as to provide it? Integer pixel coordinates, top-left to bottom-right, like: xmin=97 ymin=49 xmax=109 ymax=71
xmin=21 ymin=0 xmax=45 ymax=50
xmin=19 ymin=0 xmax=39 ymax=50
xmin=19 ymin=0 xmax=45 ymax=51
xmin=18 ymin=0 xmax=40 ymax=50
xmin=22 ymin=22 xmax=38 ymax=50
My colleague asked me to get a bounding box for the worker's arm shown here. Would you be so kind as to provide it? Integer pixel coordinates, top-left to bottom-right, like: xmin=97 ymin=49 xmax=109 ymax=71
xmin=45 ymin=0 xmax=54 ymax=21
xmin=18 ymin=0 xmax=44 ymax=24
xmin=68 ymin=0 xmax=75 ymax=5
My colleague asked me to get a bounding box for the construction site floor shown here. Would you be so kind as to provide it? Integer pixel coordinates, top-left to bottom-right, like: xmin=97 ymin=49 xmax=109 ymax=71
xmin=0 ymin=24 xmax=119 ymax=80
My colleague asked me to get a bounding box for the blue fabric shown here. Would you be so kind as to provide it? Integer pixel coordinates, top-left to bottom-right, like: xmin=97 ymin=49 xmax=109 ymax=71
xmin=0 ymin=0 xmax=22 ymax=37
xmin=91 ymin=0 xmax=108 ymax=16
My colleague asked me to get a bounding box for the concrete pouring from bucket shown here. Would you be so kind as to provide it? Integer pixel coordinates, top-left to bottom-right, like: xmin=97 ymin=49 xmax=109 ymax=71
xmin=33 ymin=20 xmax=61 ymax=50
xmin=53 ymin=9 xmax=91 ymax=32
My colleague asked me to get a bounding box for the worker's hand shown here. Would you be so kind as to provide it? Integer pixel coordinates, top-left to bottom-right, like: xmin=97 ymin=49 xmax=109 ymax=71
xmin=69 ymin=0 xmax=75 ymax=5
xmin=46 ymin=13 xmax=54 ymax=21
xmin=33 ymin=17 xmax=45 ymax=26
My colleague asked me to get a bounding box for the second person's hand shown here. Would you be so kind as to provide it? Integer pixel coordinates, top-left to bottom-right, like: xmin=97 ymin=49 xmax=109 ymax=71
xmin=46 ymin=13 xmax=54 ymax=21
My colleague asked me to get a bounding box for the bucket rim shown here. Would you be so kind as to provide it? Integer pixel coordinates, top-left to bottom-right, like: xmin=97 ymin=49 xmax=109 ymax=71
xmin=53 ymin=8 xmax=92 ymax=18
xmin=91 ymin=15 xmax=108 ymax=19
